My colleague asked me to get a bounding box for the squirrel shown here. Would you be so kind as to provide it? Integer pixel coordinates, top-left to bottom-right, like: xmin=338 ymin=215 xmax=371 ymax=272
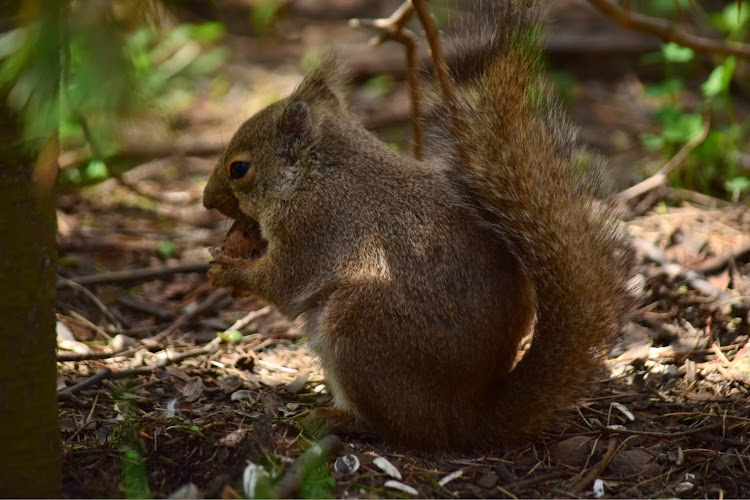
xmin=203 ymin=0 xmax=633 ymax=449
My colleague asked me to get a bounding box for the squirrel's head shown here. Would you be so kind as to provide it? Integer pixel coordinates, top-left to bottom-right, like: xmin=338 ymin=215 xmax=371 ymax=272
xmin=203 ymin=56 xmax=349 ymax=224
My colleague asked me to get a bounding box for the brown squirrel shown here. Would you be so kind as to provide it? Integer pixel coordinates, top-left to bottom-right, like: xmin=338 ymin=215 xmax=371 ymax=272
xmin=203 ymin=1 xmax=632 ymax=449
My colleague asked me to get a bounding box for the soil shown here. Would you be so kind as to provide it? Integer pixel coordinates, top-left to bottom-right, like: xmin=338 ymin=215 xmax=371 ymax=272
xmin=56 ymin=1 xmax=749 ymax=498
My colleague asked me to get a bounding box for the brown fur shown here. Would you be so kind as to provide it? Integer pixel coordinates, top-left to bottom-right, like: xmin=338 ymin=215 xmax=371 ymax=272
xmin=203 ymin=1 xmax=632 ymax=449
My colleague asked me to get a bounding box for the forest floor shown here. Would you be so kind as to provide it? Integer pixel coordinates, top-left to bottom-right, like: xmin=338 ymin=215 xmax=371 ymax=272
xmin=56 ymin=0 xmax=749 ymax=498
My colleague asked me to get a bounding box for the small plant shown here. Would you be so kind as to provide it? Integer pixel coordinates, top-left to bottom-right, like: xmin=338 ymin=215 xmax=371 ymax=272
xmin=640 ymin=28 xmax=748 ymax=199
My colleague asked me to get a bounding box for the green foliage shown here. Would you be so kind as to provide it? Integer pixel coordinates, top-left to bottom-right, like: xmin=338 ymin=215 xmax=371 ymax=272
xmin=156 ymin=240 xmax=178 ymax=259
xmin=251 ymin=0 xmax=285 ymax=34
xmin=110 ymin=386 xmax=152 ymax=498
xmin=298 ymin=460 xmax=336 ymax=499
xmin=640 ymin=37 xmax=747 ymax=198
xmin=120 ymin=449 xmax=151 ymax=499
xmin=362 ymin=74 xmax=395 ymax=97
xmin=217 ymin=329 xmax=244 ymax=343
xmin=1 ymin=2 xmax=228 ymax=185
xmin=709 ymin=1 xmax=750 ymax=39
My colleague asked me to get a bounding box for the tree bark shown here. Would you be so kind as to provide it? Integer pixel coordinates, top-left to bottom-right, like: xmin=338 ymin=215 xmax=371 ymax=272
xmin=0 ymin=6 xmax=62 ymax=497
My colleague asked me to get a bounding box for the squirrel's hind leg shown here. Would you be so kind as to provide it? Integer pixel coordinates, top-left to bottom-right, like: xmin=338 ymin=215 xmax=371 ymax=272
xmin=306 ymin=407 xmax=376 ymax=440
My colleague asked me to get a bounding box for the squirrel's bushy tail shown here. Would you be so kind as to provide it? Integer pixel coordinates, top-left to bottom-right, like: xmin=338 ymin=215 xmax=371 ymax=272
xmin=442 ymin=1 xmax=633 ymax=441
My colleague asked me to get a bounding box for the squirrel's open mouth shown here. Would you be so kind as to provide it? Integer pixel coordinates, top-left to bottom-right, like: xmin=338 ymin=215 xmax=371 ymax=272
xmin=222 ymin=218 xmax=268 ymax=261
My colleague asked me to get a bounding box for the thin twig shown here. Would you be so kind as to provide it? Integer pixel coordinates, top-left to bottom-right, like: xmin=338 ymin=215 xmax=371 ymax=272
xmin=109 ymin=340 xmax=223 ymax=379
xmin=692 ymin=241 xmax=750 ymax=275
xmin=569 ymin=436 xmax=620 ymax=495
xmin=57 ymin=346 xmax=141 ymax=362
xmin=350 ymin=1 xmax=424 ymax=159
xmin=62 ymin=262 xmax=209 ymax=286
xmin=225 ymin=305 xmax=273 ymax=333
xmin=411 ymin=0 xmax=471 ymax=167
xmin=143 ymin=288 xmax=228 ymax=346
xmin=631 ymin=237 xmax=734 ymax=302
xmin=57 ymin=275 xmax=123 ymax=329
xmin=58 ymin=369 xmax=112 ymax=401
xmin=605 ymin=422 xmax=725 ymax=438
xmin=615 ymin=109 xmax=711 ymax=204
xmin=587 ymin=0 xmax=750 ymax=60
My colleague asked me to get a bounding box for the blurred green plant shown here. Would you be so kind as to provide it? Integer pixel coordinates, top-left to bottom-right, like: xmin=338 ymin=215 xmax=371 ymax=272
xmin=638 ymin=4 xmax=749 ymax=200
xmin=0 ymin=1 xmax=228 ymax=186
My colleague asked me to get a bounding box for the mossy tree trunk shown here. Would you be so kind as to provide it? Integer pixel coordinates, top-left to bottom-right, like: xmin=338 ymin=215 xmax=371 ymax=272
xmin=0 ymin=5 xmax=62 ymax=497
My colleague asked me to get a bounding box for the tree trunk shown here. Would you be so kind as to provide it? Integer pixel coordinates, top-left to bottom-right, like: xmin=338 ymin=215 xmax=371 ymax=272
xmin=0 ymin=9 xmax=62 ymax=497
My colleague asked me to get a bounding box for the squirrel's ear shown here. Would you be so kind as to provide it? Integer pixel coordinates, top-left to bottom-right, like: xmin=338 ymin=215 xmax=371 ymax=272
xmin=290 ymin=53 xmax=347 ymax=107
xmin=279 ymin=100 xmax=315 ymax=161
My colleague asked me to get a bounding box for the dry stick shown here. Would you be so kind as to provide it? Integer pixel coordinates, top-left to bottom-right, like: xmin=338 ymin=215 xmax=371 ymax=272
xmin=109 ymin=340 xmax=223 ymax=379
xmin=614 ymin=110 xmax=711 ymax=204
xmin=58 ymin=369 xmax=112 ymax=401
xmin=272 ymin=435 xmax=343 ymax=499
xmin=605 ymin=422 xmax=726 ymax=439
xmin=57 ymin=345 xmax=141 ymax=362
xmin=67 ymin=310 xmax=113 ymax=341
xmin=350 ymin=1 xmax=424 ymax=159
xmin=587 ymin=0 xmax=750 ymax=60
xmin=225 ymin=305 xmax=273 ymax=332
xmin=569 ymin=436 xmax=620 ymax=495
xmin=63 ymin=261 xmax=209 ymax=287
xmin=631 ymin=237 xmax=735 ymax=302
xmin=504 ymin=470 xmax=569 ymax=490
xmin=59 ymin=307 xmax=268 ymax=394
xmin=692 ymin=240 xmax=750 ymax=275
xmin=144 ymin=287 xmax=228 ymax=346
xmin=57 ymin=275 xmax=123 ymax=330
xmin=411 ymin=0 xmax=471 ymax=168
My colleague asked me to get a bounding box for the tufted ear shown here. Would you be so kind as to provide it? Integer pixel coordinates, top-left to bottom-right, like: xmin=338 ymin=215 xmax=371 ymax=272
xmin=290 ymin=52 xmax=348 ymax=107
xmin=278 ymin=100 xmax=316 ymax=164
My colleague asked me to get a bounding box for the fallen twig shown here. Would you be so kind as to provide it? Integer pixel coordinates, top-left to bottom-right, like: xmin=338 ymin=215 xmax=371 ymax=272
xmin=692 ymin=241 xmax=750 ymax=275
xmin=57 ymin=275 xmax=123 ymax=330
xmin=109 ymin=340 xmax=223 ymax=379
xmin=144 ymin=288 xmax=229 ymax=346
xmin=225 ymin=305 xmax=273 ymax=333
xmin=587 ymin=0 xmax=750 ymax=60
xmin=569 ymin=436 xmax=620 ymax=495
xmin=632 ymin=237 xmax=733 ymax=302
xmin=615 ymin=109 xmax=710 ymax=205
xmin=63 ymin=262 xmax=209 ymax=286
xmin=58 ymin=369 xmax=112 ymax=401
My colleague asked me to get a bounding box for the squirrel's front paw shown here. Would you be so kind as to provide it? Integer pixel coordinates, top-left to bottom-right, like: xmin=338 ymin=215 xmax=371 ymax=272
xmin=208 ymin=247 xmax=249 ymax=291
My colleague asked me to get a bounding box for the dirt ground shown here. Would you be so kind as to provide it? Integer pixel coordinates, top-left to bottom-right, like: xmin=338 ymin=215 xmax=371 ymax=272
xmin=56 ymin=1 xmax=749 ymax=498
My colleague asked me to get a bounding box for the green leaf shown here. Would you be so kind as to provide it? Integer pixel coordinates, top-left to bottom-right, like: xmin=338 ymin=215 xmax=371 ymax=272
xmin=662 ymin=42 xmax=694 ymax=63
xmin=640 ymin=132 xmax=665 ymax=151
xmin=218 ymin=330 xmax=243 ymax=343
xmin=362 ymin=74 xmax=395 ymax=97
xmin=701 ymin=57 xmax=736 ymax=98
xmin=190 ymin=22 xmax=226 ymax=44
xmin=156 ymin=241 xmax=177 ymax=259
xmin=120 ymin=449 xmax=151 ymax=499
xmin=644 ymin=78 xmax=683 ymax=97
xmin=725 ymin=176 xmax=750 ymax=194
xmin=661 ymin=113 xmax=703 ymax=143
xmin=722 ymin=2 xmax=750 ymax=31
xmin=84 ymin=160 xmax=109 ymax=180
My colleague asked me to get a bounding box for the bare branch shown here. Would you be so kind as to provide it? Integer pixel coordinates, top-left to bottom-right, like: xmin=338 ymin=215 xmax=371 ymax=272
xmin=588 ymin=0 xmax=750 ymax=60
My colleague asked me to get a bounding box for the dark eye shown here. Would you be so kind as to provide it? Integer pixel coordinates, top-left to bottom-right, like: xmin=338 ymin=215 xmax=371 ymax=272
xmin=229 ymin=161 xmax=251 ymax=179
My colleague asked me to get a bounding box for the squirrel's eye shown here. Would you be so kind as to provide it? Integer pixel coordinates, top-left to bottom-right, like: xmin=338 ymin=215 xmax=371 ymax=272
xmin=229 ymin=161 xmax=251 ymax=180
